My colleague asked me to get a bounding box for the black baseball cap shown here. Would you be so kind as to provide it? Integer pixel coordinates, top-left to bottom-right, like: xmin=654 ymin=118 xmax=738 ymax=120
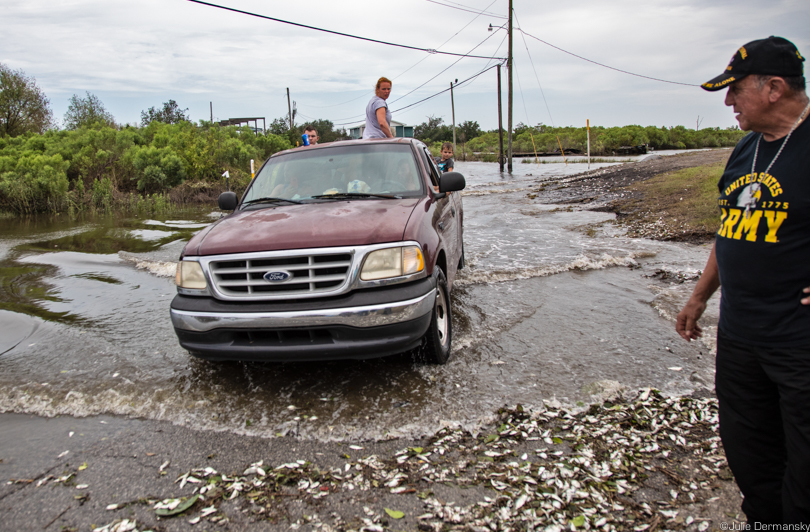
xmin=702 ymin=36 xmax=805 ymax=91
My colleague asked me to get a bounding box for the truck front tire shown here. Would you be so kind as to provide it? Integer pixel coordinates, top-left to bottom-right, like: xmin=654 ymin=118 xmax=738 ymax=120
xmin=420 ymin=269 xmax=452 ymax=364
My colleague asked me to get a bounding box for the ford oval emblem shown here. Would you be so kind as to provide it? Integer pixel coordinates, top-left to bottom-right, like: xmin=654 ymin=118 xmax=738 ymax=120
xmin=263 ymin=270 xmax=291 ymax=283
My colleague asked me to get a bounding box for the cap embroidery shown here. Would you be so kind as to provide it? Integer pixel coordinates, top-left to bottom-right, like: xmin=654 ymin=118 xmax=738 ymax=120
xmin=798 ymin=51 xmax=805 ymax=61
xmin=703 ymin=76 xmax=736 ymax=90
xmin=739 ymin=46 xmax=747 ymax=60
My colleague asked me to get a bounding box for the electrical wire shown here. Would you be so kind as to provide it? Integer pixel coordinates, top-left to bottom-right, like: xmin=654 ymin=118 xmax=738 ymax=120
xmin=513 ymin=59 xmax=533 ymax=128
xmin=514 ymin=11 xmax=555 ymax=127
xmin=466 ymin=28 xmax=508 ymax=88
xmin=301 ymin=0 xmax=500 ymax=110
xmin=318 ymin=18 xmax=505 ymax=124
xmin=517 ymin=27 xmax=699 ymax=86
xmin=391 ymin=63 xmax=502 ymax=113
xmin=186 ymin=0 xmax=506 ymax=60
xmin=330 ymin=62 xmax=502 ymax=125
xmin=387 ymin=24 xmax=503 ymax=106
xmin=396 ymin=0 xmax=500 ymax=80
xmin=425 ymin=0 xmax=507 ymax=19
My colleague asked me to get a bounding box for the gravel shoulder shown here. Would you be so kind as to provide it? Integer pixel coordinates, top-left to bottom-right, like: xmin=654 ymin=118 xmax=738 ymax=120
xmin=532 ymin=149 xmax=732 ymax=243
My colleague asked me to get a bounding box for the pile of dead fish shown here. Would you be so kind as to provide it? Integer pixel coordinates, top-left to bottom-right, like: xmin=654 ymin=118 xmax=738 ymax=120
xmin=97 ymin=388 xmax=728 ymax=531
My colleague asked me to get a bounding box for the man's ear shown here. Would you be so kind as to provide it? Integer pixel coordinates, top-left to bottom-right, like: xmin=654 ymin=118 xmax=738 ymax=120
xmin=767 ymin=77 xmax=789 ymax=103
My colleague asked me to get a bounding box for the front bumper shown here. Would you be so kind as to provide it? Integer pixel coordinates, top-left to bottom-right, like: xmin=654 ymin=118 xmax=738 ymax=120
xmin=170 ymin=277 xmax=436 ymax=361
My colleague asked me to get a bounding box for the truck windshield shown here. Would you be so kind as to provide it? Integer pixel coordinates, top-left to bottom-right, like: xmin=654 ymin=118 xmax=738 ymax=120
xmin=243 ymin=144 xmax=423 ymax=203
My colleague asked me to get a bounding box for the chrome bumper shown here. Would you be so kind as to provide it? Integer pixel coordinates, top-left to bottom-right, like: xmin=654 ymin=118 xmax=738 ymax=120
xmin=170 ymin=289 xmax=436 ymax=332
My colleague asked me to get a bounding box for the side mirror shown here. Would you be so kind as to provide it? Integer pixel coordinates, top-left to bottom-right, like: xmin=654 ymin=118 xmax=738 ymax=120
xmin=439 ymin=172 xmax=466 ymax=193
xmin=218 ymin=191 xmax=238 ymax=211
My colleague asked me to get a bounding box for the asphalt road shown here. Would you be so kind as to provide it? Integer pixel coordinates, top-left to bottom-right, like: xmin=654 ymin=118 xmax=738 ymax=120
xmin=0 ymin=412 xmax=431 ymax=531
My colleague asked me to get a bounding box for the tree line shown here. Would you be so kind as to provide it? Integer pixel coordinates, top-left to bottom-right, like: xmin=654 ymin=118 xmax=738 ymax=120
xmin=1 ymin=63 xmax=748 ymax=215
xmin=411 ymin=116 xmax=747 ymax=158
xmin=0 ymin=64 xmax=345 ymax=215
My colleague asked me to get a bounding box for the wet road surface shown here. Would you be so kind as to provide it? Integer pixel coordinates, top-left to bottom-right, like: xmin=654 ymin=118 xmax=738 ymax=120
xmin=0 ymin=156 xmax=720 ymax=441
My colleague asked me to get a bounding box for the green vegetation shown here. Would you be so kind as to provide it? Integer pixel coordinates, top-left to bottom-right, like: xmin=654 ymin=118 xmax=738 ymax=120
xmin=411 ymin=116 xmax=746 ymax=159
xmin=64 ymin=92 xmax=116 ymax=130
xmin=0 ymin=63 xmax=54 ymax=137
xmin=0 ymin=62 xmax=746 ymax=218
xmin=0 ymin=121 xmax=291 ymax=215
xmin=465 ymin=123 xmax=746 ymax=156
xmin=268 ymin=116 xmax=348 ymax=145
xmin=140 ymin=99 xmax=190 ymax=127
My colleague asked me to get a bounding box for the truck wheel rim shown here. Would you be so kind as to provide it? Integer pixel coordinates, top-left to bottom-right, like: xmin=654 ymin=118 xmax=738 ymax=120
xmin=436 ymin=287 xmax=448 ymax=347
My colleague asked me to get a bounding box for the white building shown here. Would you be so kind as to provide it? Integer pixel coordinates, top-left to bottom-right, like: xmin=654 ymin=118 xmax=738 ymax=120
xmin=348 ymin=120 xmax=414 ymax=140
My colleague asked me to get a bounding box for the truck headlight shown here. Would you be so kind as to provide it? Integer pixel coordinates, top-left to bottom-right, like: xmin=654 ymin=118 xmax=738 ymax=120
xmin=360 ymin=245 xmax=424 ymax=281
xmin=175 ymin=260 xmax=208 ymax=289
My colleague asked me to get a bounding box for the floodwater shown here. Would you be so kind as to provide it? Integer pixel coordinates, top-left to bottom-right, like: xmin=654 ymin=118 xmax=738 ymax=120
xmin=0 ymin=154 xmax=720 ymax=441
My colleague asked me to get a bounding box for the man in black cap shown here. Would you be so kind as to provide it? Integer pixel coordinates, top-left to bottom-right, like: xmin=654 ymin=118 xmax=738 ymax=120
xmin=677 ymin=36 xmax=810 ymax=524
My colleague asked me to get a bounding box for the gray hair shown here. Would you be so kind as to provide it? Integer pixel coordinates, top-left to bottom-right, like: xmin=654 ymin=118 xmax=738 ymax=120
xmin=755 ymin=74 xmax=806 ymax=93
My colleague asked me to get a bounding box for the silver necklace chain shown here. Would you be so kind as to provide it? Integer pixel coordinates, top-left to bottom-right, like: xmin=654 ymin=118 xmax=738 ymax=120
xmin=744 ymin=100 xmax=810 ymax=218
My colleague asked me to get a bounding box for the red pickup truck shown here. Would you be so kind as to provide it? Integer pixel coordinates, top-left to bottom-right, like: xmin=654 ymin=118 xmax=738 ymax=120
xmin=170 ymin=138 xmax=465 ymax=363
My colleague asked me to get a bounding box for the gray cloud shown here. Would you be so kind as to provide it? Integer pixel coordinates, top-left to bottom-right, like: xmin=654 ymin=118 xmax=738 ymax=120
xmin=2 ymin=0 xmax=807 ymax=130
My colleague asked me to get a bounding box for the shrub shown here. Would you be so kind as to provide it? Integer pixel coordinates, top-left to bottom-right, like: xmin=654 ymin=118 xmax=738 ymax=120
xmin=0 ymin=153 xmax=69 ymax=213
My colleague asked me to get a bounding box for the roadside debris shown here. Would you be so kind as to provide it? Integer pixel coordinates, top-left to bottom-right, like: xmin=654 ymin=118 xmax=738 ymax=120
xmin=154 ymin=494 xmax=199 ymax=517
xmin=87 ymin=390 xmax=735 ymax=529
xmin=27 ymin=388 xmax=736 ymax=530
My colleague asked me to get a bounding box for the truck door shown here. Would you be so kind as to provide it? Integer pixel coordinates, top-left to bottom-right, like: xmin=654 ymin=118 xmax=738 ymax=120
xmin=419 ymin=147 xmax=460 ymax=282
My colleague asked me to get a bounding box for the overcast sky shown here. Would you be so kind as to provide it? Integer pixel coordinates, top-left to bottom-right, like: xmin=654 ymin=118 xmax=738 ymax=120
xmin=2 ymin=0 xmax=808 ymax=132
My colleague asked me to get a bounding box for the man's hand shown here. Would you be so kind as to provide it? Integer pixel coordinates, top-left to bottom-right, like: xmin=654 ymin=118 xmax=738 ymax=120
xmin=675 ymin=242 xmax=720 ymax=342
xmin=676 ymin=298 xmax=707 ymax=341
xmin=802 ymin=286 xmax=810 ymax=305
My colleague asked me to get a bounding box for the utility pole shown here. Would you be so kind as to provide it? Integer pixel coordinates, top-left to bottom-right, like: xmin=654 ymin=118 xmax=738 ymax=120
xmin=497 ymin=64 xmax=504 ymax=172
xmin=507 ymin=0 xmax=513 ymax=173
xmin=210 ymin=102 xmax=213 ymax=123
xmin=587 ymin=119 xmax=591 ymax=170
xmin=450 ymin=80 xmax=457 ymax=154
xmin=287 ymin=88 xmax=293 ymax=131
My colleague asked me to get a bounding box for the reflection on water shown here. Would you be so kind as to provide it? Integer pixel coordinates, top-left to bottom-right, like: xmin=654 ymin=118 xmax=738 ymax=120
xmin=0 ymin=212 xmax=206 ymax=326
xmin=0 ymin=159 xmax=718 ymax=441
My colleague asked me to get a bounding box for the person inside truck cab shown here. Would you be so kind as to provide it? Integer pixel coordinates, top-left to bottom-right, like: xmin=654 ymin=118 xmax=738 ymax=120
xmin=271 ymin=164 xmax=315 ymax=199
xmin=388 ymin=158 xmax=420 ymax=192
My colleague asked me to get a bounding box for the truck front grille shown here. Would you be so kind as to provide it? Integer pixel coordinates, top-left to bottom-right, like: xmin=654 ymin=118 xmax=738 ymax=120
xmin=209 ymin=253 xmax=353 ymax=298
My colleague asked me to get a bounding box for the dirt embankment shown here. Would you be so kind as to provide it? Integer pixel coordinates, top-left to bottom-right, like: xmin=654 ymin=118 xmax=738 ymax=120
xmin=533 ymin=150 xmax=733 ymax=243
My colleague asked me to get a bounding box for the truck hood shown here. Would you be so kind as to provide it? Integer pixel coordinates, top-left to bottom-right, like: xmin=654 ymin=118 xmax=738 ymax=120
xmin=186 ymin=198 xmax=420 ymax=256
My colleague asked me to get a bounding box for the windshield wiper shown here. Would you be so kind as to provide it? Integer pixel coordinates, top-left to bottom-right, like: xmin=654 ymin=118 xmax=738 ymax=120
xmin=312 ymin=192 xmax=401 ymax=200
xmin=241 ymin=196 xmax=302 ymax=206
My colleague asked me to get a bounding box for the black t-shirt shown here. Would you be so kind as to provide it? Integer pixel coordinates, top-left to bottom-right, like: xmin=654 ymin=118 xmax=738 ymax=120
xmin=715 ymin=117 xmax=810 ymax=346
xmin=435 ymin=157 xmax=454 ymax=173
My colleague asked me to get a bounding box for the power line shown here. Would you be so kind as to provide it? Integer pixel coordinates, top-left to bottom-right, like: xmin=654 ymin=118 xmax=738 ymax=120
xmin=392 ymin=63 xmax=503 ymax=113
xmin=314 ymin=17 xmax=505 ymax=124
xmin=186 ymin=0 xmax=506 ymax=61
xmin=388 ymin=23 xmax=503 ymax=106
xmin=301 ymin=0 xmax=500 ymax=110
xmin=513 ymin=11 xmax=555 ymax=127
xmin=397 ymin=0 xmax=501 ymax=80
xmin=330 ymin=63 xmax=502 ymax=125
xmin=462 ymin=31 xmax=508 ymax=90
xmin=518 ymin=28 xmax=699 ymax=86
xmin=513 ymin=59 xmax=533 ymax=128
xmin=425 ymin=0 xmax=507 ymax=19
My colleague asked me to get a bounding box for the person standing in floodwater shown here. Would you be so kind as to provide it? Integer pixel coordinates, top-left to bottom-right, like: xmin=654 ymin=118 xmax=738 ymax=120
xmin=363 ymin=77 xmax=393 ymax=139
xmin=676 ymin=36 xmax=810 ymax=525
